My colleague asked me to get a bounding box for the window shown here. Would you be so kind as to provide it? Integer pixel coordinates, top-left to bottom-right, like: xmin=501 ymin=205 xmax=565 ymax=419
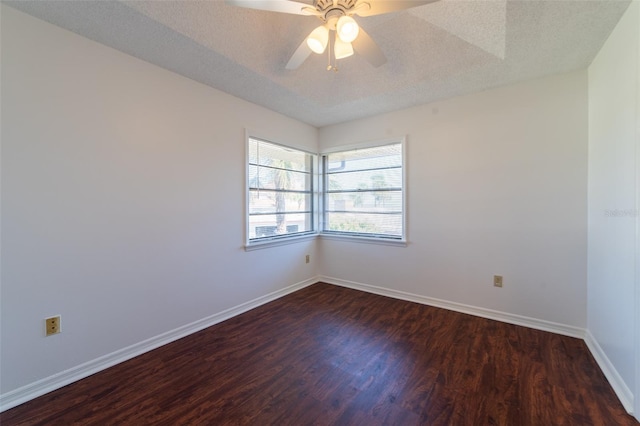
xmin=322 ymin=141 xmax=405 ymax=241
xmin=246 ymin=136 xmax=405 ymax=249
xmin=247 ymin=137 xmax=315 ymax=245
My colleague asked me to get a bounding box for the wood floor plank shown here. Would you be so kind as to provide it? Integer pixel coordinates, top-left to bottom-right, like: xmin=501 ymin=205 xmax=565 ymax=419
xmin=1 ymin=283 xmax=637 ymax=425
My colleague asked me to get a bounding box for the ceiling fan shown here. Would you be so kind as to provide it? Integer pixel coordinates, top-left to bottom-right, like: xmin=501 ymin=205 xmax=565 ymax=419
xmin=225 ymin=0 xmax=439 ymax=70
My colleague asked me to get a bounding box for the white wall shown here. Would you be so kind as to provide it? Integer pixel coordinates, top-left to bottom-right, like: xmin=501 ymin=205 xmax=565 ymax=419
xmin=0 ymin=5 xmax=318 ymax=399
xmin=587 ymin=1 xmax=640 ymax=416
xmin=3 ymin=0 xmax=637 ymax=416
xmin=319 ymin=71 xmax=589 ymax=328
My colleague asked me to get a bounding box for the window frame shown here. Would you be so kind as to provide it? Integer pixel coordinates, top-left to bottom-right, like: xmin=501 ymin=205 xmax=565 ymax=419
xmin=245 ymin=134 xmax=318 ymax=250
xmin=320 ymin=137 xmax=407 ymax=246
xmin=244 ymin=134 xmax=407 ymax=250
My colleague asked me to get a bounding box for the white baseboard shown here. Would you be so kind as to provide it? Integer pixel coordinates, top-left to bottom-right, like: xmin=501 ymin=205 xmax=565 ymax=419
xmin=3 ymin=276 xmax=635 ymax=418
xmin=584 ymin=330 xmax=634 ymax=414
xmin=320 ymin=276 xmax=585 ymax=338
xmin=0 ymin=276 xmax=319 ymax=413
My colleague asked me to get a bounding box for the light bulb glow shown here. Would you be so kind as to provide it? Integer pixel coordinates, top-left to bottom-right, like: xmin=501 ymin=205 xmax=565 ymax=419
xmin=334 ymin=37 xmax=354 ymax=60
xmin=336 ymin=16 xmax=359 ymax=43
xmin=307 ymin=26 xmax=329 ymax=54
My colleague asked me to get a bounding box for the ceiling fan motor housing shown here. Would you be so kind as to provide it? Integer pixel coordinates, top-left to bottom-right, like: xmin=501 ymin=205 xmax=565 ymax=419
xmin=315 ymin=0 xmax=360 ymax=27
xmin=315 ymin=0 xmax=358 ymax=13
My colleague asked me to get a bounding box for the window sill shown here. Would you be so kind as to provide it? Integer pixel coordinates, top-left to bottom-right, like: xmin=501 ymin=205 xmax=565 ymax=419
xmin=244 ymin=233 xmax=318 ymax=251
xmin=319 ymin=233 xmax=407 ymax=247
xmin=244 ymin=232 xmax=408 ymax=251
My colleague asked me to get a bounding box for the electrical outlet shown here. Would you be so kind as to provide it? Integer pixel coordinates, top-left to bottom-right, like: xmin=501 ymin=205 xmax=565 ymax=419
xmin=45 ymin=316 xmax=61 ymax=336
xmin=305 ymin=254 xmax=310 ymax=264
xmin=493 ymin=275 xmax=503 ymax=288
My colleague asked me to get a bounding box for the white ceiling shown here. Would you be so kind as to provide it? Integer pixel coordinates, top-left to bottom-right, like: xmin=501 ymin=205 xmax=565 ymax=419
xmin=5 ymin=0 xmax=631 ymax=127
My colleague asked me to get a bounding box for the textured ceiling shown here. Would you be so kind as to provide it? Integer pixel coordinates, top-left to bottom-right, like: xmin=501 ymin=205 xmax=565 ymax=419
xmin=4 ymin=0 xmax=631 ymax=127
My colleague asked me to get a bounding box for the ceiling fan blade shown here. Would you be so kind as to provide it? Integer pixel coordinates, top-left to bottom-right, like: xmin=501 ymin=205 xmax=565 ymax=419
xmin=225 ymin=0 xmax=316 ymax=16
xmin=352 ymin=28 xmax=387 ymax=67
xmin=286 ymin=38 xmax=313 ymax=70
xmin=354 ymin=0 xmax=439 ymax=17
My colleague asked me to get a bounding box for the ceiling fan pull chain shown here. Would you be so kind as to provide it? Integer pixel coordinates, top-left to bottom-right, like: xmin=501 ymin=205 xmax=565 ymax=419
xmin=327 ymin=31 xmax=338 ymax=72
xmin=327 ymin=35 xmax=332 ymax=71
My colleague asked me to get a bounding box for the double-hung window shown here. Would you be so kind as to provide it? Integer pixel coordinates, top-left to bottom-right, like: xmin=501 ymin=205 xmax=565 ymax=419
xmin=322 ymin=141 xmax=405 ymax=241
xmin=247 ymin=137 xmax=315 ymax=245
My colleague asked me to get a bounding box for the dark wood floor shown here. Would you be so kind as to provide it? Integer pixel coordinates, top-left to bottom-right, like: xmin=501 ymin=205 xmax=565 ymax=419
xmin=2 ymin=283 xmax=637 ymax=425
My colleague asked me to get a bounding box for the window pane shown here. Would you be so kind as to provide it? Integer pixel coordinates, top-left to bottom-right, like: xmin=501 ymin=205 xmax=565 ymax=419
xmin=327 ymin=167 xmax=401 ymax=192
xmin=249 ymin=213 xmax=313 ymax=239
xmin=249 ymin=139 xmax=312 ymax=172
xmin=249 ymin=190 xmax=311 ymax=214
xmin=248 ymin=165 xmax=311 ymax=191
xmin=325 ymin=144 xmax=401 ymax=173
xmin=326 ymin=191 xmax=402 ymax=212
xmin=324 ymin=212 xmax=402 ymax=237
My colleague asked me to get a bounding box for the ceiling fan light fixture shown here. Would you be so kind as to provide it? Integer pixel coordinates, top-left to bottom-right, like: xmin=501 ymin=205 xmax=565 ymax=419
xmin=336 ymin=15 xmax=359 ymax=43
xmin=334 ymin=37 xmax=354 ymax=60
xmin=307 ymin=25 xmax=329 ymax=54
